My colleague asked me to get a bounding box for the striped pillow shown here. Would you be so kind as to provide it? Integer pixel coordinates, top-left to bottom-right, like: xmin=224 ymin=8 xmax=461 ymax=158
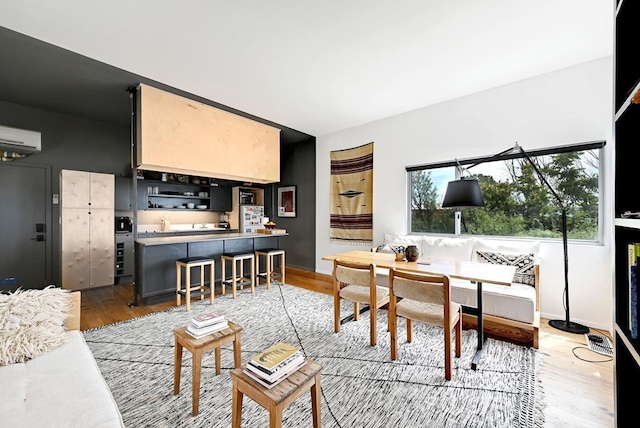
xmin=476 ymin=251 xmax=536 ymax=286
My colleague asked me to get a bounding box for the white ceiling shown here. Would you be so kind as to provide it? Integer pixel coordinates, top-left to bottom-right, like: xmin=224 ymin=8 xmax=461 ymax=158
xmin=0 ymin=1 xmax=613 ymax=137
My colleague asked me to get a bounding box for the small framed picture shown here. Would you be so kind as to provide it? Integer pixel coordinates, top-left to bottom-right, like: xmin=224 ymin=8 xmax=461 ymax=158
xmin=277 ymin=185 xmax=296 ymax=218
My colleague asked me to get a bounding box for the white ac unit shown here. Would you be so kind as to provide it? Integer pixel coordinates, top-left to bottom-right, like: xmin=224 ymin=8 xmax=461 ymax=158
xmin=0 ymin=125 xmax=42 ymax=154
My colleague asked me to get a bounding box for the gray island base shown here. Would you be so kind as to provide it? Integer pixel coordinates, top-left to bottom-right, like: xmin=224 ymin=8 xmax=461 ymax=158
xmin=135 ymin=232 xmax=287 ymax=305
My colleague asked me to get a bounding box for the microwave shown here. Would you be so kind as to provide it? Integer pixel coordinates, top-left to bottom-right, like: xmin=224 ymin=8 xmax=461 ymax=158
xmin=115 ymin=216 xmax=133 ymax=233
xmin=240 ymin=191 xmax=255 ymax=205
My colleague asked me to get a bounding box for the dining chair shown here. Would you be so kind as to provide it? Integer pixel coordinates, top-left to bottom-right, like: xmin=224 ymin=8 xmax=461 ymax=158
xmin=332 ymin=259 xmax=390 ymax=346
xmin=388 ymin=268 xmax=462 ymax=380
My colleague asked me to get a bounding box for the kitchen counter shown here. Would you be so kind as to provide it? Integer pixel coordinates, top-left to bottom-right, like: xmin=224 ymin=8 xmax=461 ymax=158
xmin=134 ymin=231 xmax=287 ymax=305
xmin=136 ymin=231 xmax=284 ymax=246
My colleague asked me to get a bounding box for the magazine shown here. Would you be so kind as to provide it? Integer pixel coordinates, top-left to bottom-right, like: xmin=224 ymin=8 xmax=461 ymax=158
xmin=191 ymin=311 xmax=226 ymax=328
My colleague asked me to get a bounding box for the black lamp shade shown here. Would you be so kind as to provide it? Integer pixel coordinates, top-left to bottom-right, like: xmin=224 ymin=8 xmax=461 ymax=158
xmin=442 ymin=179 xmax=485 ymax=208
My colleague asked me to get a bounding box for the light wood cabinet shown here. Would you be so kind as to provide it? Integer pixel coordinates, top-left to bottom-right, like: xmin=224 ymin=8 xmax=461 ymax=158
xmin=61 ymin=169 xmax=114 ymax=290
xmin=135 ymin=84 xmax=281 ymax=184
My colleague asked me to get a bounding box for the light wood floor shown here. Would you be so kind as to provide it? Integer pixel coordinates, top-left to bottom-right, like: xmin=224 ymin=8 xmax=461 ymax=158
xmin=80 ymin=268 xmax=614 ymax=427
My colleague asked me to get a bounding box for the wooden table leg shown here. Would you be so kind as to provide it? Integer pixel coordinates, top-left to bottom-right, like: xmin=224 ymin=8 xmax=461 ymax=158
xmin=215 ymin=346 xmax=221 ymax=375
xmin=270 ymin=403 xmax=283 ymax=428
xmin=233 ymin=332 xmax=242 ymax=368
xmin=173 ymin=337 xmax=183 ymax=395
xmin=192 ymin=349 xmax=202 ymax=416
xmin=232 ymin=379 xmax=243 ymax=428
xmin=311 ymin=373 xmax=321 ymax=428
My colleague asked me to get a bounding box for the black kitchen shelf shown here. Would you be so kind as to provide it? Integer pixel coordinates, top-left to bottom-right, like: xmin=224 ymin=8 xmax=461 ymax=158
xmin=137 ymin=179 xmax=230 ymax=212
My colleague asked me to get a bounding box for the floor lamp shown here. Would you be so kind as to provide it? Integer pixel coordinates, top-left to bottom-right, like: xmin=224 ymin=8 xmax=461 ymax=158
xmin=442 ymin=143 xmax=589 ymax=334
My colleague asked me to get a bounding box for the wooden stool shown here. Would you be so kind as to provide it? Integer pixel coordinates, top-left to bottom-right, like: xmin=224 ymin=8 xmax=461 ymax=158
xmin=255 ymin=248 xmax=285 ymax=290
xmin=176 ymin=256 xmax=215 ymax=311
xmin=221 ymin=252 xmax=255 ymax=298
xmin=173 ymin=321 xmax=243 ymax=416
xmin=231 ymin=359 xmax=322 ymax=428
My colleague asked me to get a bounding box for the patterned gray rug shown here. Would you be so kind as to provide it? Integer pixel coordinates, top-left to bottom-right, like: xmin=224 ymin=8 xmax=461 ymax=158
xmin=84 ymin=282 xmax=545 ymax=428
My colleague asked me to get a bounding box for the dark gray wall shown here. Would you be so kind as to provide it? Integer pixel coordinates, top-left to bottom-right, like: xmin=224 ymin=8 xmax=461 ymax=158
xmin=275 ymin=138 xmax=316 ymax=270
xmin=0 ymin=99 xmax=131 ymax=286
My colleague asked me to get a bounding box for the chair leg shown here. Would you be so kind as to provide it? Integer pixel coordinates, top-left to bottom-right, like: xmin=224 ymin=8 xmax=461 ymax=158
xmin=370 ymin=305 xmax=377 ymax=346
xmin=455 ymin=308 xmax=462 ymax=357
xmin=199 ymin=265 xmax=205 ymax=301
xmin=185 ymin=266 xmax=191 ymax=311
xmin=280 ymin=252 xmax=285 ymax=285
xmin=354 ymin=302 xmax=360 ymax=321
xmin=334 ymin=295 xmax=341 ymax=333
xmin=444 ymin=323 xmax=453 ymax=380
xmin=250 ymin=257 xmax=255 ymax=293
xmin=176 ymin=262 xmax=182 ymax=306
xmin=390 ymin=314 xmax=398 ymax=360
xmin=221 ymin=258 xmax=226 ymax=295
xmin=406 ymin=319 xmax=413 ymax=343
xmin=266 ymin=254 xmax=272 ymax=290
xmin=232 ymin=259 xmax=237 ymax=299
xmin=209 ymin=263 xmax=215 ymax=304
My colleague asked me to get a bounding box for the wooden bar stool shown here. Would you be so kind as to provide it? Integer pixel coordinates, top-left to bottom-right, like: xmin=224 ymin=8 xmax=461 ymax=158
xmin=221 ymin=252 xmax=255 ymax=298
xmin=255 ymin=248 xmax=285 ymax=290
xmin=176 ymin=256 xmax=215 ymax=311
xmin=231 ymin=359 xmax=322 ymax=428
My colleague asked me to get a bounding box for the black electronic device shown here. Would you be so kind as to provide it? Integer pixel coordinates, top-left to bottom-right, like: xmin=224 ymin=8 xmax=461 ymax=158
xmin=115 ymin=216 xmax=133 ymax=233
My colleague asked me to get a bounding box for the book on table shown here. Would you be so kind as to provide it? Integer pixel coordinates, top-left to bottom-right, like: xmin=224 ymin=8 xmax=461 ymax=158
xmin=245 ymin=353 xmax=306 ymax=382
xmin=186 ymin=319 xmax=229 ymax=338
xmin=243 ymin=357 xmax=307 ymax=389
xmin=191 ymin=310 xmax=226 ymax=328
xmin=248 ymin=342 xmax=301 ymax=374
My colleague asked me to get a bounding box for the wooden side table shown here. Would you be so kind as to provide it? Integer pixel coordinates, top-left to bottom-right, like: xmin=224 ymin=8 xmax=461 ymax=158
xmin=231 ymin=358 xmax=322 ymax=428
xmin=173 ymin=321 xmax=243 ymax=416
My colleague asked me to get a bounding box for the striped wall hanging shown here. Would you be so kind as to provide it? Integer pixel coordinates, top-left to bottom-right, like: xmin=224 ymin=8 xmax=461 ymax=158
xmin=330 ymin=142 xmax=373 ymax=245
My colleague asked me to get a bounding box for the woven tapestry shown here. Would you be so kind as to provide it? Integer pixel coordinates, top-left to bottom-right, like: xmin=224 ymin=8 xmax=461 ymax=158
xmin=330 ymin=142 xmax=373 ymax=244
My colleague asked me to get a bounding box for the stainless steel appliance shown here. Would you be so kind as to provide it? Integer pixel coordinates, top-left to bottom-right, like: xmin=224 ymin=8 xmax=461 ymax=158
xmin=239 ymin=205 xmax=265 ymax=233
xmin=239 ymin=190 xmax=255 ymax=205
xmin=115 ymin=216 xmax=133 ymax=233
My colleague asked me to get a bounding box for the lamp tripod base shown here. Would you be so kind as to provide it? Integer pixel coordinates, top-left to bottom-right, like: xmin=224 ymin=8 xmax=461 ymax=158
xmin=549 ymin=319 xmax=589 ymax=334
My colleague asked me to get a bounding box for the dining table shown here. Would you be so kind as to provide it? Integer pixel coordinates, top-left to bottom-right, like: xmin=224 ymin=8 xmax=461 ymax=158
xmin=321 ymin=250 xmax=516 ymax=370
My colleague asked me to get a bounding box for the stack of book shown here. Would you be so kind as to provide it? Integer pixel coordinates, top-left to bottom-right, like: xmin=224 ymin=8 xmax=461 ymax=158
xmin=186 ymin=311 xmax=229 ymax=339
xmin=244 ymin=342 xmax=306 ymax=389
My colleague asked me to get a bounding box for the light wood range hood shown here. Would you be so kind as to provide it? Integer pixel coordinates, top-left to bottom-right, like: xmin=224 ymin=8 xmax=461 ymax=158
xmin=136 ymin=84 xmax=280 ymax=184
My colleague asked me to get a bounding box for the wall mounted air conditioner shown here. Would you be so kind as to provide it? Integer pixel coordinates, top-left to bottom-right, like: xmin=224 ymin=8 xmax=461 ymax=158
xmin=0 ymin=125 xmax=42 ymax=154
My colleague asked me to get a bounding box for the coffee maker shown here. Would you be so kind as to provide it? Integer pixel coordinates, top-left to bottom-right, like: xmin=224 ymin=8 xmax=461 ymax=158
xmin=115 ymin=216 xmax=133 ymax=233
xmin=219 ymin=212 xmax=230 ymax=229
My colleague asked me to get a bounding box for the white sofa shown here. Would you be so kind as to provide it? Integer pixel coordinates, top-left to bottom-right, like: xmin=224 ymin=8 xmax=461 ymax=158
xmin=375 ymin=234 xmax=541 ymax=348
xmin=0 ymin=291 xmax=124 ymax=428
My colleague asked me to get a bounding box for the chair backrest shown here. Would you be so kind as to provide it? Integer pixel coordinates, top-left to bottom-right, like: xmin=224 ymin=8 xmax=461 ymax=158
xmin=389 ymin=269 xmax=451 ymax=306
xmin=333 ymin=259 xmax=376 ymax=287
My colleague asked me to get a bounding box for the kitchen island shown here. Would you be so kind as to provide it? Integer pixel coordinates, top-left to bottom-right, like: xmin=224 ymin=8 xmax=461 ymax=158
xmin=135 ymin=232 xmax=287 ymax=305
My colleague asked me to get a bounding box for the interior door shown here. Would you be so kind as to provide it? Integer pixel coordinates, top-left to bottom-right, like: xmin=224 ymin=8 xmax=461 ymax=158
xmin=0 ymin=163 xmax=47 ymax=289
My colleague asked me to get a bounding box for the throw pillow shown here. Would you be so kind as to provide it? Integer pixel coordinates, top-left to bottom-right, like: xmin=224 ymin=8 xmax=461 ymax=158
xmin=0 ymin=285 xmax=72 ymax=366
xmin=476 ymin=251 xmax=537 ymax=286
xmin=375 ymin=244 xmax=405 ymax=254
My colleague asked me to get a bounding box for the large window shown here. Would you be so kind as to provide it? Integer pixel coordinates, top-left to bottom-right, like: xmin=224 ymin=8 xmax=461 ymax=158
xmin=408 ymin=142 xmax=605 ymax=241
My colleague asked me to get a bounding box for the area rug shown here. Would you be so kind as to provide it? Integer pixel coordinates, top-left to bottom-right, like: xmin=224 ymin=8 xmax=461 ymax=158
xmin=330 ymin=142 xmax=374 ymax=245
xmin=83 ymin=282 xmax=545 ymax=428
